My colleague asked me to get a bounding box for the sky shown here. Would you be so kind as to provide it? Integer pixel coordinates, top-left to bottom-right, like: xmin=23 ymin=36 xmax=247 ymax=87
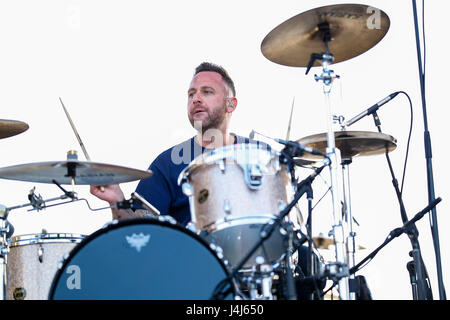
xmin=0 ymin=0 xmax=448 ymax=300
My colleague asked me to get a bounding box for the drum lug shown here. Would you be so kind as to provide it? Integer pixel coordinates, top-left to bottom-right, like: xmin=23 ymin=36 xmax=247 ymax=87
xmin=277 ymin=200 xmax=286 ymax=212
xmin=223 ymin=199 xmax=231 ymax=218
xmin=181 ymin=182 xmax=193 ymax=197
xmin=245 ymin=164 xmax=263 ymax=190
xmin=209 ymin=243 xmax=224 ymax=260
xmin=38 ymin=245 xmax=44 ymax=263
xmin=219 ymin=159 xmax=226 ymax=173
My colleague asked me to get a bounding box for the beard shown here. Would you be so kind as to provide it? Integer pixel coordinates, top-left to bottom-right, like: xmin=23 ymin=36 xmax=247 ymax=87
xmin=189 ymin=104 xmax=227 ymax=133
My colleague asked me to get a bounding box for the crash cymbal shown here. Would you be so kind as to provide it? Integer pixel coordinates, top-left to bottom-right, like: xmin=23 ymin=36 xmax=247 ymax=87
xmin=261 ymin=4 xmax=390 ymax=67
xmin=297 ymin=131 xmax=397 ymax=160
xmin=0 ymin=160 xmax=152 ymax=185
xmin=0 ymin=119 xmax=29 ymax=139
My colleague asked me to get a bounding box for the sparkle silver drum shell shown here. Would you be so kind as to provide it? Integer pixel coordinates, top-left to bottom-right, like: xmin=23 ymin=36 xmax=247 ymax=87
xmin=178 ymin=143 xmax=295 ymax=268
xmin=6 ymin=233 xmax=84 ymax=300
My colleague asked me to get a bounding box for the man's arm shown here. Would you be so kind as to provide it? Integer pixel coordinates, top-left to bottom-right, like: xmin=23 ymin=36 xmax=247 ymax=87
xmin=90 ymin=184 xmax=149 ymax=220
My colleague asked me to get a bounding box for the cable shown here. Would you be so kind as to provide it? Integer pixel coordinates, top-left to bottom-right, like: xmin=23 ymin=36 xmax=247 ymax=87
xmin=422 ymin=0 xmax=426 ymax=88
xmin=396 ymin=91 xmax=414 ymax=195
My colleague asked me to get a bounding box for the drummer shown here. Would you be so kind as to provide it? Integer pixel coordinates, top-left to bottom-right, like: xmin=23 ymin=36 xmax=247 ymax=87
xmin=91 ymin=61 xmax=321 ymax=300
xmin=90 ymin=62 xmax=253 ymax=225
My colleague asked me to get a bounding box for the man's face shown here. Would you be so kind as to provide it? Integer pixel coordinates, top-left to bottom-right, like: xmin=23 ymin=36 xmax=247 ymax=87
xmin=187 ymin=71 xmax=229 ymax=132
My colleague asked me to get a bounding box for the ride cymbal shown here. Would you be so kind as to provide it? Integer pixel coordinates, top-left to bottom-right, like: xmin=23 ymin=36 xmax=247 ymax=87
xmin=297 ymin=131 xmax=397 ymax=160
xmin=0 ymin=160 xmax=152 ymax=185
xmin=261 ymin=4 xmax=390 ymax=67
xmin=0 ymin=119 xmax=29 ymax=139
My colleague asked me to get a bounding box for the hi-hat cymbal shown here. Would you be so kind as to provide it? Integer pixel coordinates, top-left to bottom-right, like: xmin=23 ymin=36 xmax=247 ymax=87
xmin=0 ymin=160 xmax=152 ymax=185
xmin=0 ymin=119 xmax=29 ymax=139
xmin=313 ymin=235 xmax=334 ymax=249
xmin=313 ymin=235 xmax=365 ymax=250
xmin=261 ymin=4 xmax=390 ymax=67
xmin=293 ymin=158 xmax=323 ymax=169
xmin=297 ymin=131 xmax=397 ymax=160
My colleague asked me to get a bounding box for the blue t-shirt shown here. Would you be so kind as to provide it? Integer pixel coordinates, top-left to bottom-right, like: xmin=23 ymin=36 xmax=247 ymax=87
xmin=135 ymin=135 xmax=263 ymax=226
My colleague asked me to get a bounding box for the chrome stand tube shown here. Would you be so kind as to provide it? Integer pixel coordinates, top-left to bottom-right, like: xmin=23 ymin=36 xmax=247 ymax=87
xmin=0 ymin=206 xmax=9 ymax=300
xmin=342 ymin=159 xmax=356 ymax=300
xmin=313 ymin=53 xmax=350 ymax=300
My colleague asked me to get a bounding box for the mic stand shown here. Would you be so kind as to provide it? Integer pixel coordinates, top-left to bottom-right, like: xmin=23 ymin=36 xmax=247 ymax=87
xmin=349 ymin=197 xmax=441 ymax=278
xmin=412 ymin=0 xmax=446 ymax=300
xmin=210 ymin=162 xmax=326 ymax=300
xmin=372 ymin=111 xmax=432 ymax=299
xmin=305 ymin=181 xmax=314 ymax=300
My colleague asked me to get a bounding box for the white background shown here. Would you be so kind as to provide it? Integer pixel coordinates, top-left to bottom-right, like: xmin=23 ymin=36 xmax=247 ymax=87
xmin=0 ymin=0 xmax=448 ymax=300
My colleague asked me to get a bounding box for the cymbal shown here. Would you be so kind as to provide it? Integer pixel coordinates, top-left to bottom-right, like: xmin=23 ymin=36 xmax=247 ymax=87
xmin=261 ymin=4 xmax=390 ymax=67
xmin=0 ymin=160 xmax=152 ymax=185
xmin=313 ymin=235 xmax=365 ymax=250
xmin=296 ymin=131 xmax=397 ymax=160
xmin=293 ymin=158 xmax=323 ymax=169
xmin=313 ymin=235 xmax=334 ymax=249
xmin=0 ymin=119 xmax=29 ymax=139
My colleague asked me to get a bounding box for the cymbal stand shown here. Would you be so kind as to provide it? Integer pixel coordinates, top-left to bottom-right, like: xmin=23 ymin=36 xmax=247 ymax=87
xmin=0 ymin=205 xmax=10 ymax=300
xmin=306 ymin=22 xmax=350 ymax=299
xmin=341 ymin=157 xmax=357 ymax=300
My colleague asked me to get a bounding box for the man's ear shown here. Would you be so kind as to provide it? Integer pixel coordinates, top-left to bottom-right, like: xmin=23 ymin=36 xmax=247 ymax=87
xmin=227 ymin=97 xmax=237 ymax=112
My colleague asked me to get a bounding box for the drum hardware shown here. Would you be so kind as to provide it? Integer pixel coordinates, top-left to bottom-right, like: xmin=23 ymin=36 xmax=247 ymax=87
xmin=306 ymin=32 xmax=350 ymax=300
xmin=244 ymin=260 xmax=275 ymax=300
xmin=298 ymin=128 xmax=399 ymax=298
xmin=261 ymin=3 xmax=391 ymax=299
xmin=0 ymin=205 xmax=11 ymax=300
xmin=210 ymin=160 xmax=328 ymax=300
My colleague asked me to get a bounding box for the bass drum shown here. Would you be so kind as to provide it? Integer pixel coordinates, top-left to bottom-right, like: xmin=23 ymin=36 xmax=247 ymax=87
xmin=49 ymin=218 xmax=233 ymax=300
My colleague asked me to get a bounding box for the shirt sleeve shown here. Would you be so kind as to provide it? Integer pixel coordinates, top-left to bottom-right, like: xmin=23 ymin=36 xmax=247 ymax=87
xmin=134 ymin=161 xmax=172 ymax=216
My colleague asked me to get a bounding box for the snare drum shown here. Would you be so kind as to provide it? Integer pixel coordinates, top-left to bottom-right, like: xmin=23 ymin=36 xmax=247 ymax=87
xmin=49 ymin=218 xmax=233 ymax=300
xmin=178 ymin=143 xmax=295 ymax=268
xmin=6 ymin=233 xmax=84 ymax=300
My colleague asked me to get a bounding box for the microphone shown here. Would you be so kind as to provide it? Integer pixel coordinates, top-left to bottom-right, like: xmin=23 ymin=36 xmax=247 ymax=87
xmin=275 ymin=138 xmax=325 ymax=157
xmin=131 ymin=192 xmax=160 ymax=216
xmin=116 ymin=193 xmax=160 ymax=216
xmin=297 ymin=161 xmax=327 ymax=189
xmin=249 ymin=130 xmax=325 ymax=157
xmin=345 ymin=92 xmax=400 ymax=127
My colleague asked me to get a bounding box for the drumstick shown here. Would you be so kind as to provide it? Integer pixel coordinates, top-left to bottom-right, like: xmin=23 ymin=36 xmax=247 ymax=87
xmin=285 ymin=97 xmax=295 ymax=141
xmin=59 ymin=97 xmax=104 ymax=191
xmin=59 ymin=97 xmax=91 ymax=161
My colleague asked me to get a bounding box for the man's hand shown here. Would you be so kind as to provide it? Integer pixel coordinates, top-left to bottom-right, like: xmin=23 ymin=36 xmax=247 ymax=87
xmin=90 ymin=184 xmax=133 ymax=220
xmin=90 ymin=184 xmax=125 ymax=206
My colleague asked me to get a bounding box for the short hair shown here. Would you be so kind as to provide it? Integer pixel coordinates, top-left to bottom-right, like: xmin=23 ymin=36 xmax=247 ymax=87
xmin=194 ymin=62 xmax=236 ymax=97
